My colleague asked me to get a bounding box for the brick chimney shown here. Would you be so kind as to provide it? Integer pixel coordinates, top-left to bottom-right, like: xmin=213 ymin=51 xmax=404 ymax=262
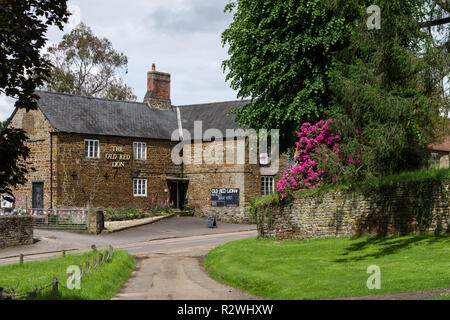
xmin=143 ymin=63 xmax=171 ymax=109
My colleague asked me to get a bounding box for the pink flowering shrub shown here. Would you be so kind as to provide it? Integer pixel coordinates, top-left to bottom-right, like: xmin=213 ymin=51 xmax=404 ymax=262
xmin=277 ymin=120 xmax=340 ymax=199
xmin=277 ymin=120 xmax=371 ymax=199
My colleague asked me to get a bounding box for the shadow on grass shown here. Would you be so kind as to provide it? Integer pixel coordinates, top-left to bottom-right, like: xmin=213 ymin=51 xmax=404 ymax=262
xmin=334 ymin=233 xmax=450 ymax=263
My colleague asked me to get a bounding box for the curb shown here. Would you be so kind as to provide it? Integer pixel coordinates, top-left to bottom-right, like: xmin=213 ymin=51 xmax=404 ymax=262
xmin=102 ymin=214 xmax=175 ymax=234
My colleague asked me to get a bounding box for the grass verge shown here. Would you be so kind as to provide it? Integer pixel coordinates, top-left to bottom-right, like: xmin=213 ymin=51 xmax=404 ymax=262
xmin=204 ymin=235 xmax=450 ymax=300
xmin=0 ymin=249 xmax=136 ymax=300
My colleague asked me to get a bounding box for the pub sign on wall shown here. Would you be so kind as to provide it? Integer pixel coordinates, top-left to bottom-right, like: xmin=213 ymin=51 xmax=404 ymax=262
xmin=211 ymin=188 xmax=240 ymax=207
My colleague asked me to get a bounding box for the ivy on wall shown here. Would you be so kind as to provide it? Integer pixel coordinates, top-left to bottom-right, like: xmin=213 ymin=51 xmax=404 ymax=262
xmin=251 ymin=174 xmax=449 ymax=237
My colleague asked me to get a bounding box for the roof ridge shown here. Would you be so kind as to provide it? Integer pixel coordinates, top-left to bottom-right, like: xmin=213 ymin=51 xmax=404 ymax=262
xmin=36 ymin=90 xmax=252 ymax=108
xmin=35 ymin=90 xmax=148 ymax=106
xmin=175 ymin=99 xmax=252 ymax=108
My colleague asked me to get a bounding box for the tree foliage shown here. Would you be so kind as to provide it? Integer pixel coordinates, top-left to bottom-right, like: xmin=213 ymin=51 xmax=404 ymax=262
xmin=0 ymin=0 xmax=69 ymax=110
xmin=0 ymin=118 xmax=8 ymax=131
xmin=0 ymin=128 xmax=32 ymax=197
xmin=0 ymin=0 xmax=70 ymax=196
xmin=43 ymin=23 xmax=136 ymax=101
xmin=328 ymin=0 xmax=449 ymax=177
xmin=223 ymin=0 xmax=449 ymax=178
xmin=222 ymin=0 xmax=359 ymax=151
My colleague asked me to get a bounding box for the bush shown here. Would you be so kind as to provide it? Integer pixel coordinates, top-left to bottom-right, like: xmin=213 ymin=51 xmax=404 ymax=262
xmin=103 ymin=199 xmax=175 ymax=221
xmin=277 ymin=120 xmax=372 ymax=198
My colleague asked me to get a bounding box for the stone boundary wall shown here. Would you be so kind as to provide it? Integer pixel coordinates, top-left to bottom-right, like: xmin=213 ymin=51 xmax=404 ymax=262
xmin=0 ymin=216 xmax=34 ymax=248
xmin=257 ymin=180 xmax=450 ymax=239
xmin=194 ymin=206 xmax=251 ymax=224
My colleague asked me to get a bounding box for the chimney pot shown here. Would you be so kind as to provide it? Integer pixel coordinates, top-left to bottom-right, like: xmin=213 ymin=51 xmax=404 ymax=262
xmin=144 ymin=65 xmax=171 ymax=110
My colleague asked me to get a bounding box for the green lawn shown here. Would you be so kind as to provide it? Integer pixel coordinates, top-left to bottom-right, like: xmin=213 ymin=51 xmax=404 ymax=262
xmin=0 ymin=249 xmax=136 ymax=300
xmin=204 ymin=235 xmax=450 ymax=300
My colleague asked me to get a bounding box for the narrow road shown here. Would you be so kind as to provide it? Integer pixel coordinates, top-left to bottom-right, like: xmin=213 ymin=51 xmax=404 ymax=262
xmin=113 ymin=231 xmax=260 ymax=300
xmin=0 ymin=216 xmax=256 ymax=264
xmin=0 ymin=216 xmax=259 ymax=300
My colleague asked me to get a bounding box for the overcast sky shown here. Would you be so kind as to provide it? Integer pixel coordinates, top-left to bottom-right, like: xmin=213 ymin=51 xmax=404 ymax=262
xmin=0 ymin=0 xmax=238 ymax=121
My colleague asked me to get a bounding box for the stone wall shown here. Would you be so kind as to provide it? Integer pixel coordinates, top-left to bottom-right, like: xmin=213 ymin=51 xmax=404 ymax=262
xmin=184 ymin=140 xmax=252 ymax=223
xmin=9 ymin=107 xmax=180 ymax=211
xmin=49 ymin=133 xmax=178 ymax=209
xmin=0 ymin=216 xmax=33 ymax=248
xmin=257 ymin=180 xmax=450 ymax=239
xmin=7 ymin=107 xmax=292 ymax=223
xmin=184 ymin=139 xmax=290 ymax=223
xmin=8 ymin=108 xmax=56 ymax=209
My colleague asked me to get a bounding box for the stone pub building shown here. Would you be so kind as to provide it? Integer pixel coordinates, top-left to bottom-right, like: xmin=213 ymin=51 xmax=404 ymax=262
xmin=6 ymin=65 xmax=288 ymax=223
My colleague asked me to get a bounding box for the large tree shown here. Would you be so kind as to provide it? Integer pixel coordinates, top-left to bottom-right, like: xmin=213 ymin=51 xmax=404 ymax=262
xmin=327 ymin=0 xmax=449 ymax=180
xmin=0 ymin=0 xmax=70 ymax=196
xmin=222 ymin=0 xmax=359 ymax=151
xmin=222 ymin=0 xmax=449 ymax=155
xmin=43 ymin=23 xmax=137 ymax=101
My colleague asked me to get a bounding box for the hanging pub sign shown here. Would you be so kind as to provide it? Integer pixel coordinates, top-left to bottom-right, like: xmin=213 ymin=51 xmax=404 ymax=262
xmin=259 ymin=152 xmax=269 ymax=165
xmin=211 ymin=188 xmax=239 ymax=207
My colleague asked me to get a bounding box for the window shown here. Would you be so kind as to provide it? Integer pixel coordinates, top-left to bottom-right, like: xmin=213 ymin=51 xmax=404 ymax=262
xmin=431 ymin=152 xmax=438 ymax=160
xmin=133 ymin=142 xmax=147 ymax=160
xmin=133 ymin=179 xmax=147 ymax=197
xmin=261 ymin=176 xmax=274 ymax=196
xmin=84 ymin=139 xmax=99 ymax=158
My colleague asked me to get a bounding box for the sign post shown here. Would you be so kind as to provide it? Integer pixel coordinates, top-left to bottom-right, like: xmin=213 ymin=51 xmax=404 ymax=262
xmin=207 ymin=215 xmax=217 ymax=228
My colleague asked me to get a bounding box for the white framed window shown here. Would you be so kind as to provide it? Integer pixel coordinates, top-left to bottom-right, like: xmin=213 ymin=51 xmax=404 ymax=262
xmin=84 ymin=139 xmax=99 ymax=158
xmin=133 ymin=142 xmax=147 ymax=160
xmin=261 ymin=176 xmax=274 ymax=196
xmin=133 ymin=178 xmax=147 ymax=197
xmin=431 ymin=152 xmax=438 ymax=160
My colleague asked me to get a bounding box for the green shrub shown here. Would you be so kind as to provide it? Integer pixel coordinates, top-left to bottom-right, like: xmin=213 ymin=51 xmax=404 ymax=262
xmin=157 ymin=204 xmax=173 ymax=216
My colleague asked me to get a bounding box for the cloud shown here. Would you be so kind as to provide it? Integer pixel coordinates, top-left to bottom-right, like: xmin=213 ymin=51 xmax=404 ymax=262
xmin=60 ymin=0 xmax=238 ymax=105
xmin=2 ymin=0 xmax=239 ymax=117
xmin=146 ymin=0 xmax=231 ymax=34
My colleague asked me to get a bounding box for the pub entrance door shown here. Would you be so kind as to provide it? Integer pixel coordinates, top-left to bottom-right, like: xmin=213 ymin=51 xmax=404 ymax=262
xmin=32 ymin=181 xmax=44 ymax=209
xmin=166 ymin=178 xmax=189 ymax=210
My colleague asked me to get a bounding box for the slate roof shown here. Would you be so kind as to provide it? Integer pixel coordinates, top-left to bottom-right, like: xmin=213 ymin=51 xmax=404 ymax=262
xmin=177 ymin=100 xmax=251 ymax=139
xmin=35 ymin=91 xmax=177 ymax=140
xmin=32 ymin=91 xmax=250 ymax=140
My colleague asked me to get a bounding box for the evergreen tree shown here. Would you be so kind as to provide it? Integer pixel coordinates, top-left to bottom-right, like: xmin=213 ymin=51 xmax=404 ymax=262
xmin=328 ymin=0 xmax=449 ymax=178
xmin=223 ymin=0 xmax=449 ymax=180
